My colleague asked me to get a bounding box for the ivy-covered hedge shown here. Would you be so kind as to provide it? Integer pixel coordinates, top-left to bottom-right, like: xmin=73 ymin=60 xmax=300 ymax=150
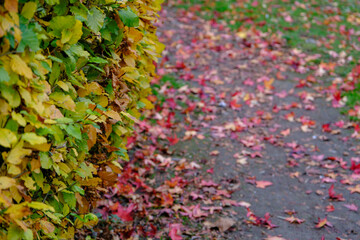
xmin=0 ymin=0 xmax=163 ymax=238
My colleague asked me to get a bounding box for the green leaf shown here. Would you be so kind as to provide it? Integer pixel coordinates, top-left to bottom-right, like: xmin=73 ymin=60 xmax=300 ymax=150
xmin=89 ymin=57 xmax=108 ymax=64
xmin=49 ymin=16 xmax=76 ymax=37
xmin=86 ymin=7 xmax=105 ymax=34
xmin=118 ymin=7 xmax=139 ymax=28
xmin=7 ymin=224 xmax=23 ymax=240
xmin=64 ymin=124 xmax=82 ymax=140
xmin=0 ymin=67 xmax=10 ymax=83
xmin=0 ymin=84 xmax=21 ymax=107
xmin=61 ymin=190 xmax=76 ymax=209
xmin=45 ymin=0 xmax=60 ymax=5
xmin=40 ymin=152 xmax=52 ymax=169
xmin=23 ymin=229 xmax=33 ymax=240
xmin=21 ymin=2 xmax=37 ymax=20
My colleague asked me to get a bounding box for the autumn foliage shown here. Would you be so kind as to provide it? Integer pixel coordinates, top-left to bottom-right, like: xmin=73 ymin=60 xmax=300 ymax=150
xmin=0 ymin=0 xmax=163 ymax=238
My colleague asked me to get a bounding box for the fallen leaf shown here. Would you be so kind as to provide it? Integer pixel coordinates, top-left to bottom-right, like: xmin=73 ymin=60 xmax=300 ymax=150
xmin=256 ymin=181 xmax=273 ymax=189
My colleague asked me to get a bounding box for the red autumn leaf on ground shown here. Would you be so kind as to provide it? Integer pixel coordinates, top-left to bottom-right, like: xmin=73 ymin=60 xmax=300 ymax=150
xmin=246 ymin=208 xmax=278 ymax=229
xmin=326 ymin=204 xmax=335 ymax=212
xmin=328 ymin=184 xmax=345 ymax=201
xmin=350 ymin=159 xmax=360 ymax=173
xmin=161 ymin=192 xmax=174 ymax=207
xmin=256 ymin=181 xmax=273 ymax=189
xmin=322 ymin=123 xmax=332 ymax=133
xmin=230 ymin=99 xmax=242 ymax=109
xmin=167 ymin=134 xmax=179 ymax=145
xmin=110 ymin=202 xmax=135 ymax=222
xmin=169 ymin=223 xmax=183 ymax=240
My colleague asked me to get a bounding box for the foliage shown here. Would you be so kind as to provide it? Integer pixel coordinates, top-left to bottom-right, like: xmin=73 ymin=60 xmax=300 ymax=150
xmin=0 ymin=0 xmax=163 ymax=238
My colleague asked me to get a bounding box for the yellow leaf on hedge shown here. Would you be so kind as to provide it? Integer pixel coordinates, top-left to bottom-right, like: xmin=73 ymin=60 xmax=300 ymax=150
xmin=8 ymin=164 xmax=21 ymax=175
xmin=6 ymin=141 xmax=32 ymax=165
xmin=78 ymin=177 xmax=102 ymax=186
xmin=57 ymin=81 xmax=69 ymax=91
xmin=50 ymin=92 xmax=76 ymax=111
xmin=10 ymin=55 xmax=33 ymax=79
xmin=11 ymin=112 xmax=26 ymax=126
xmin=22 ymin=132 xmax=47 ymax=145
xmin=88 ymin=82 xmax=103 ymax=95
xmin=28 ymin=202 xmax=55 ymax=212
xmin=104 ymin=109 xmax=122 ymax=121
xmin=0 ymin=128 xmax=17 ymax=148
xmin=140 ymin=97 xmax=153 ymax=109
xmin=0 ymin=176 xmax=16 ymax=189
xmin=96 ymin=95 xmax=108 ymax=108
xmin=10 ymin=186 xmax=22 ymax=203
xmin=123 ymin=54 xmax=136 ymax=67
xmin=21 ymin=175 xmax=36 ymax=190
xmin=24 ymin=142 xmax=51 ymax=151
xmin=127 ymin=28 xmax=143 ymax=43
xmin=40 ymin=220 xmax=55 ymax=234
xmin=68 ymin=20 xmax=83 ymax=45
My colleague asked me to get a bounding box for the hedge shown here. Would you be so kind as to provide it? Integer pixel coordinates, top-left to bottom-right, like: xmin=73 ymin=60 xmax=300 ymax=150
xmin=0 ymin=0 xmax=163 ymax=239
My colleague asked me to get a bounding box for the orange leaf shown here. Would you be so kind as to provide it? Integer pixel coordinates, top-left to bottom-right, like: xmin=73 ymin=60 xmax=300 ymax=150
xmin=5 ymin=0 xmax=18 ymax=13
xmin=255 ymin=181 xmax=273 ymax=189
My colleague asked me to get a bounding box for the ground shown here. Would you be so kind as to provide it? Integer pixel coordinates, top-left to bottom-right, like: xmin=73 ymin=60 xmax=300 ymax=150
xmin=81 ymin=3 xmax=360 ymax=240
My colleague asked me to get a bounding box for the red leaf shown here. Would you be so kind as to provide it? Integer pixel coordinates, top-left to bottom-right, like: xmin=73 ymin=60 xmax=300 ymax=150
xmin=328 ymin=184 xmax=345 ymax=201
xmin=169 ymin=223 xmax=182 ymax=240
xmin=111 ymin=202 xmax=135 ymax=222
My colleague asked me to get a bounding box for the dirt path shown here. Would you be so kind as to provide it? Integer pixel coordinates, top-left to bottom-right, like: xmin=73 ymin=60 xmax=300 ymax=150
xmin=90 ymin=6 xmax=360 ymax=240
xmin=155 ymin=7 xmax=360 ymax=240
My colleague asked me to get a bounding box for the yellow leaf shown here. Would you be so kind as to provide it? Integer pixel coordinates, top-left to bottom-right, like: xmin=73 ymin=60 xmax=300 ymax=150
xmin=40 ymin=220 xmax=55 ymax=234
xmin=22 ymin=132 xmax=47 ymax=145
xmin=28 ymin=202 xmax=55 ymax=212
xmin=10 ymin=55 xmax=33 ymax=79
xmin=0 ymin=176 xmax=16 ymax=189
xmin=68 ymin=20 xmax=83 ymax=45
xmin=0 ymin=128 xmax=17 ymax=148
xmin=95 ymin=95 xmax=108 ymax=108
xmin=140 ymin=97 xmax=153 ymax=109
xmin=50 ymin=93 xmax=76 ymax=111
xmin=10 ymin=186 xmax=22 ymax=203
xmin=6 ymin=141 xmax=32 ymax=165
xmin=21 ymin=2 xmax=37 ymax=19
xmin=24 ymin=142 xmax=51 ymax=151
xmin=121 ymin=111 xmax=140 ymax=123
xmin=87 ymin=82 xmax=103 ymax=95
xmin=123 ymin=54 xmax=136 ymax=67
xmin=57 ymin=81 xmax=69 ymax=91
xmin=78 ymin=177 xmax=102 ymax=186
xmin=104 ymin=109 xmax=122 ymax=121
xmin=11 ymin=112 xmax=26 ymax=126
xmin=21 ymin=175 xmax=36 ymax=190
xmin=8 ymin=164 xmax=22 ymax=175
